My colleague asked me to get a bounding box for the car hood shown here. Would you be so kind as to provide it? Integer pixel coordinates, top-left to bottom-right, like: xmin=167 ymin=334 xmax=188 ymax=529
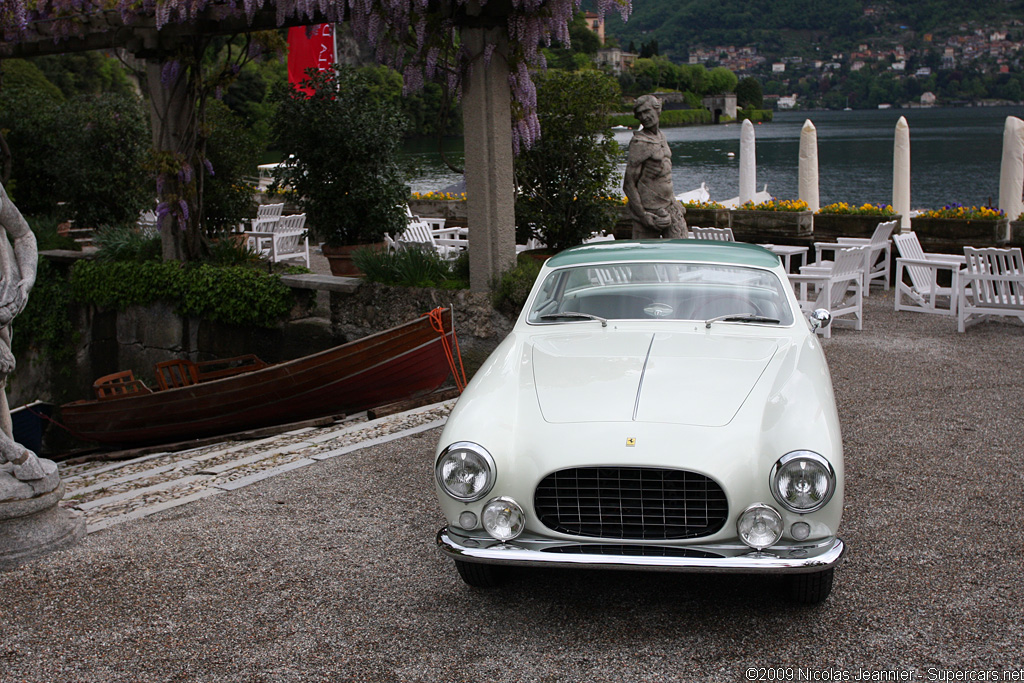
xmin=532 ymin=330 xmax=780 ymax=427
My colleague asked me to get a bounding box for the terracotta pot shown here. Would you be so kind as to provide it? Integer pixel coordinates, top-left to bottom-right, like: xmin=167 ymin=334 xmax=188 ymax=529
xmin=321 ymin=243 xmax=384 ymax=277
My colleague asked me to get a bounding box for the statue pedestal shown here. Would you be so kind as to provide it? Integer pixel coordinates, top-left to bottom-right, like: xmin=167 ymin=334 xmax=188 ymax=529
xmin=1 ymin=460 xmax=85 ymax=571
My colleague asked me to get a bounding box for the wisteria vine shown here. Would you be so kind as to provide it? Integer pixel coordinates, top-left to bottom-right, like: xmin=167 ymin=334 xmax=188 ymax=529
xmin=1 ymin=0 xmax=631 ymax=150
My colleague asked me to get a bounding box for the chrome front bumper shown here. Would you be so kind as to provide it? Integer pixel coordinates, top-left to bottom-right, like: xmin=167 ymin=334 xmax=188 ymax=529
xmin=437 ymin=526 xmax=846 ymax=574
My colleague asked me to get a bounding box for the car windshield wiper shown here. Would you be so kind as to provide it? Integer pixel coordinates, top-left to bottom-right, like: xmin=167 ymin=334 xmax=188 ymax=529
xmin=705 ymin=314 xmax=781 ymax=329
xmin=539 ymin=312 xmax=608 ymax=327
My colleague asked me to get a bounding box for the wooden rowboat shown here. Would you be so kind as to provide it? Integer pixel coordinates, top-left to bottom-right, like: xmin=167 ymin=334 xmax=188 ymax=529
xmin=61 ymin=309 xmax=455 ymax=447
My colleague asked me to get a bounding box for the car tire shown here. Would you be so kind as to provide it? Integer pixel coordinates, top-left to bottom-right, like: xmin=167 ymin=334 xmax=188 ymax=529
xmin=454 ymin=559 xmax=506 ymax=588
xmin=784 ymin=567 xmax=834 ymax=604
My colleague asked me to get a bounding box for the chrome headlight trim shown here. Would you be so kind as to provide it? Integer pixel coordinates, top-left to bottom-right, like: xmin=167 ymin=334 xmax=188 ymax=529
xmin=770 ymin=450 xmax=836 ymax=514
xmin=737 ymin=503 xmax=784 ymax=550
xmin=435 ymin=441 xmax=496 ymax=502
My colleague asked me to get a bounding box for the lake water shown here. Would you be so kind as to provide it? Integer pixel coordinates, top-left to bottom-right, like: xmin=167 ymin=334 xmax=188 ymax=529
xmin=404 ymin=105 xmax=1024 ymax=210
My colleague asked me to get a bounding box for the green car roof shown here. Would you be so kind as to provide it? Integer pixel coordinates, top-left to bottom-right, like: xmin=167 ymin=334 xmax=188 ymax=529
xmin=544 ymin=240 xmax=782 ymax=269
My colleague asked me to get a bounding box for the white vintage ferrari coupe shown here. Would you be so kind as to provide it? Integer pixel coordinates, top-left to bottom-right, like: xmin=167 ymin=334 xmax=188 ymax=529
xmin=434 ymin=240 xmax=846 ymax=603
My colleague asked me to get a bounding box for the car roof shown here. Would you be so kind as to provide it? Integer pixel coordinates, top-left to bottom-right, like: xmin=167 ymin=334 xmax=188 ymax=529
xmin=544 ymin=240 xmax=781 ymax=269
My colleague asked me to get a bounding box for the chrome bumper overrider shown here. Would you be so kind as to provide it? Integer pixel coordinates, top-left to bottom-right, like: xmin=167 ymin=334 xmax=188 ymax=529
xmin=437 ymin=527 xmax=846 ymax=574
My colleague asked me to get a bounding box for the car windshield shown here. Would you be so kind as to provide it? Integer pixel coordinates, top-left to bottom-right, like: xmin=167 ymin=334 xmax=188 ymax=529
xmin=527 ymin=262 xmax=795 ymax=326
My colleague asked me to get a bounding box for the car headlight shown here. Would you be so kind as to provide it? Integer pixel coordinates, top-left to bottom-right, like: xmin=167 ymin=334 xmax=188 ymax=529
xmin=435 ymin=442 xmax=495 ymax=502
xmin=737 ymin=503 xmax=783 ymax=550
xmin=770 ymin=451 xmax=836 ymax=513
xmin=482 ymin=497 xmax=525 ymax=541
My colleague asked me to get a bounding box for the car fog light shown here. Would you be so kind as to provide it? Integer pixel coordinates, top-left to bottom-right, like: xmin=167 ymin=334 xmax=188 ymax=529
xmin=458 ymin=511 xmax=478 ymax=530
xmin=482 ymin=497 xmax=525 ymax=542
xmin=791 ymin=521 xmax=811 ymax=541
xmin=771 ymin=451 xmax=836 ymax=513
xmin=737 ymin=503 xmax=783 ymax=550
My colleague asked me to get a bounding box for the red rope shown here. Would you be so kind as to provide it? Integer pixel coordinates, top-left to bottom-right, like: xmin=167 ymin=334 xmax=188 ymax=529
xmin=425 ymin=307 xmax=467 ymax=393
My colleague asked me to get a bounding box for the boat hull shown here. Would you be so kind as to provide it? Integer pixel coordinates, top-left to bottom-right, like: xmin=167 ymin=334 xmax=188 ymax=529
xmin=61 ymin=310 xmax=454 ymax=447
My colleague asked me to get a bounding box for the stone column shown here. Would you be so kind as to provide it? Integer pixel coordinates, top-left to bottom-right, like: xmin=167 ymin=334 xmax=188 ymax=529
xmin=461 ymin=22 xmax=516 ymax=293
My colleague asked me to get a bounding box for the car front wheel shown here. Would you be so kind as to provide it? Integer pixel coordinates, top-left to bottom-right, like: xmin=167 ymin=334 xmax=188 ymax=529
xmin=784 ymin=567 xmax=834 ymax=604
xmin=454 ymin=559 xmax=506 ymax=588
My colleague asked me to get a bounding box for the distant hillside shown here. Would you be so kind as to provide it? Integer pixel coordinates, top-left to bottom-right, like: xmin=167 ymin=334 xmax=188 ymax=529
xmin=602 ymin=0 xmax=1024 ymax=61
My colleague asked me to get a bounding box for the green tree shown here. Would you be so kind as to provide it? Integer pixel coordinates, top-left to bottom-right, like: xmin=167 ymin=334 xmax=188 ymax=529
xmin=58 ymin=92 xmax=151 ymax=227
xmin=0 ymin=59 xmax=65 ymax=205
xmin=271 ymin=67 xmax=409 ymax=247
xmin=514 ymin=70 xmax=622 ymax=251
xmin=705 ymin=66 xmax=738 ymax=95
xmin=203 ymin=98 xmax=265 ymax=234
xmin=735 ymin=76 xmax=763 ymax=109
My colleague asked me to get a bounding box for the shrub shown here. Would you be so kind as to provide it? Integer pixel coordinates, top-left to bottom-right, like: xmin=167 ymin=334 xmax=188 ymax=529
xmin=352 ymin=246 xmax=466 ymax=288
xmin=271 ymin=67 xmax=408 ymax=247
xmin=93 ymin=225 xmax=161 ymax=263
xmin=71 ymin=261 xmax=294 ymax=328
xmin=203 ymin=99 xmax=265 ymax=235
xmin=515 ymin=70 xmax=622 ymax=251
xmin=491 ymin=257 xmax=542 ymax=317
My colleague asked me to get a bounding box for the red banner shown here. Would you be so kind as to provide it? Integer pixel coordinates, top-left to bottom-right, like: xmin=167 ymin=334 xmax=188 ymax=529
xmin=288 ymin=25 xmax=335 ymax=94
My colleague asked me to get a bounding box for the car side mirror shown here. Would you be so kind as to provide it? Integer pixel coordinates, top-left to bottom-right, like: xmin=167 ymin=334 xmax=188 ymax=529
xmin=809 ymin=308 xmax=832 ymax=331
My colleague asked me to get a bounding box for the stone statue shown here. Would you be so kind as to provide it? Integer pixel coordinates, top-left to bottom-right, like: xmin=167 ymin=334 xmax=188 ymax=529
xmin=622 ymin=94 xmax=688 ymax=240
xmin=0 ymin=181 xmax=83 ymax=570
xmin=0 ymin=181 xmax=43 ymax=481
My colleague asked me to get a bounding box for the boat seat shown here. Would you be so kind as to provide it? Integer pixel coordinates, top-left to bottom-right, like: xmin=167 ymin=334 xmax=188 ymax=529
xmin=93 ymin=370 xmax=152 ymax=400
xmin=154 ymin=359 xmax=200 ymax=391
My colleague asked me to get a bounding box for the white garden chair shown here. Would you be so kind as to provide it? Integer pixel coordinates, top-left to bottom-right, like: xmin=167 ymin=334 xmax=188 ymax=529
xmin=892 ymin=231 xmax=966 ymax=317
xmin=690 ymin=226 xmax=735 ymax=241
xmin=395 ymin=221 xmax=463 ymax=259
xmin=957 ymin=246 xmax=1024 ymax=332
xmin=266 ymin=213 xmax=309 ymax=267
xmin=788 ymin=245 xmax=868 ymax=338
xmin=809 ymin=219 xmax=897 ymax=296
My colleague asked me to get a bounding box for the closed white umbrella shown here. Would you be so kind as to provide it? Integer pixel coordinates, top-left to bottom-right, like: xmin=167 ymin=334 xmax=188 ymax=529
xmin=892 ymin=116 xmax=911 ymax=231
xmin=998 ymin=116 xmax=1024 ymax=233
xmin=798 ymin=119 xmax=819 ymax=212
xmin=739 ymin=119 xmax=756 ymax=205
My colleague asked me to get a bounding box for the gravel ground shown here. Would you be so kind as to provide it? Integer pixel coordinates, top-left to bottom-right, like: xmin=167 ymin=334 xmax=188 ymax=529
xmin=2 ymin=290 xmax=1023 ymax=682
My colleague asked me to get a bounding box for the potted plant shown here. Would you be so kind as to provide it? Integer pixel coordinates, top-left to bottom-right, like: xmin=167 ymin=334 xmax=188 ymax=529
xmin=1010 ymin=212 xmax=1024 ymax=247
xmin=910 ymin=204 xmax=1007 ymax=253
xmin=814 ymin=202 xmax=900 ymax=239
xmin=271 ymin=67 xmax=409 ymax=276
xmin=730 ymin=198 xmax=813 ymax=241
xmin=682 ymin=200 xmax=731 ymax=229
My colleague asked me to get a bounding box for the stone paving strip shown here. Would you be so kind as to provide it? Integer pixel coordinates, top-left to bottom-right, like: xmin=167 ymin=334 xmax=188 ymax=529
xmin=58 ymin=399 xmax=456 ymax=534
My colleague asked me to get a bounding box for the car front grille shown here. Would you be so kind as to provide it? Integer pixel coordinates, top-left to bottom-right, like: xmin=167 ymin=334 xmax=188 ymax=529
xmin=534 ymin=467 xmax=728 ymax=540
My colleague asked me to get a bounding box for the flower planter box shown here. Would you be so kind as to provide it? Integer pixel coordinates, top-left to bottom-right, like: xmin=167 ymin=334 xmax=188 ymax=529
xmin=1007 ymin=221 xmax=1024 ymax=248
xmin=813 ymin=214 xmax=901 ymax=239
xmin=683 ymin=207 xmax=732 ymax=229
xmin=407 ymin=199 xmax=468 ymax=228
xmin=909 ymin=216 xmax=1008 ymax=254
xmin=730 ymin=209 xmax=812 ymax=242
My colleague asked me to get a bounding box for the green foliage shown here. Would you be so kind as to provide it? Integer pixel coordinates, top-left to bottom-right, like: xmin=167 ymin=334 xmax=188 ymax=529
xmin=59 ymin=93 xmax=152 ymax=227
xmin=0 ymin=60 xmax=65 ymax=210
xmin=735 ymin=76 xmax=764 ymax=109
xmin=514 ymin=70 xmax=622 ymax=252
xmin=271 ymin=67 xmax=409 ymax=247
xmin=491 ymin=257 xmax=543 ymax=317
xmin=205 ymin=234 xmax=263 ymax=266
xmin=30 ymin=52 xmax=136 ymax=99
xmin=352 ymin=246 xmax=468 ymax=288
xmin=28 ymin=214 xmax=77 ymax=251
xmin=737 ymin=108 xmax=773 ymax=123
xmin=12 ymin=259 xmax=76 ymax=375
xmin=203 ymin=99 xmax=264 ymax=234
xmin=93 ymin=225 xmax=162 ymax=263
xmin=70 ymin=261 xmax=295 ymax=328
